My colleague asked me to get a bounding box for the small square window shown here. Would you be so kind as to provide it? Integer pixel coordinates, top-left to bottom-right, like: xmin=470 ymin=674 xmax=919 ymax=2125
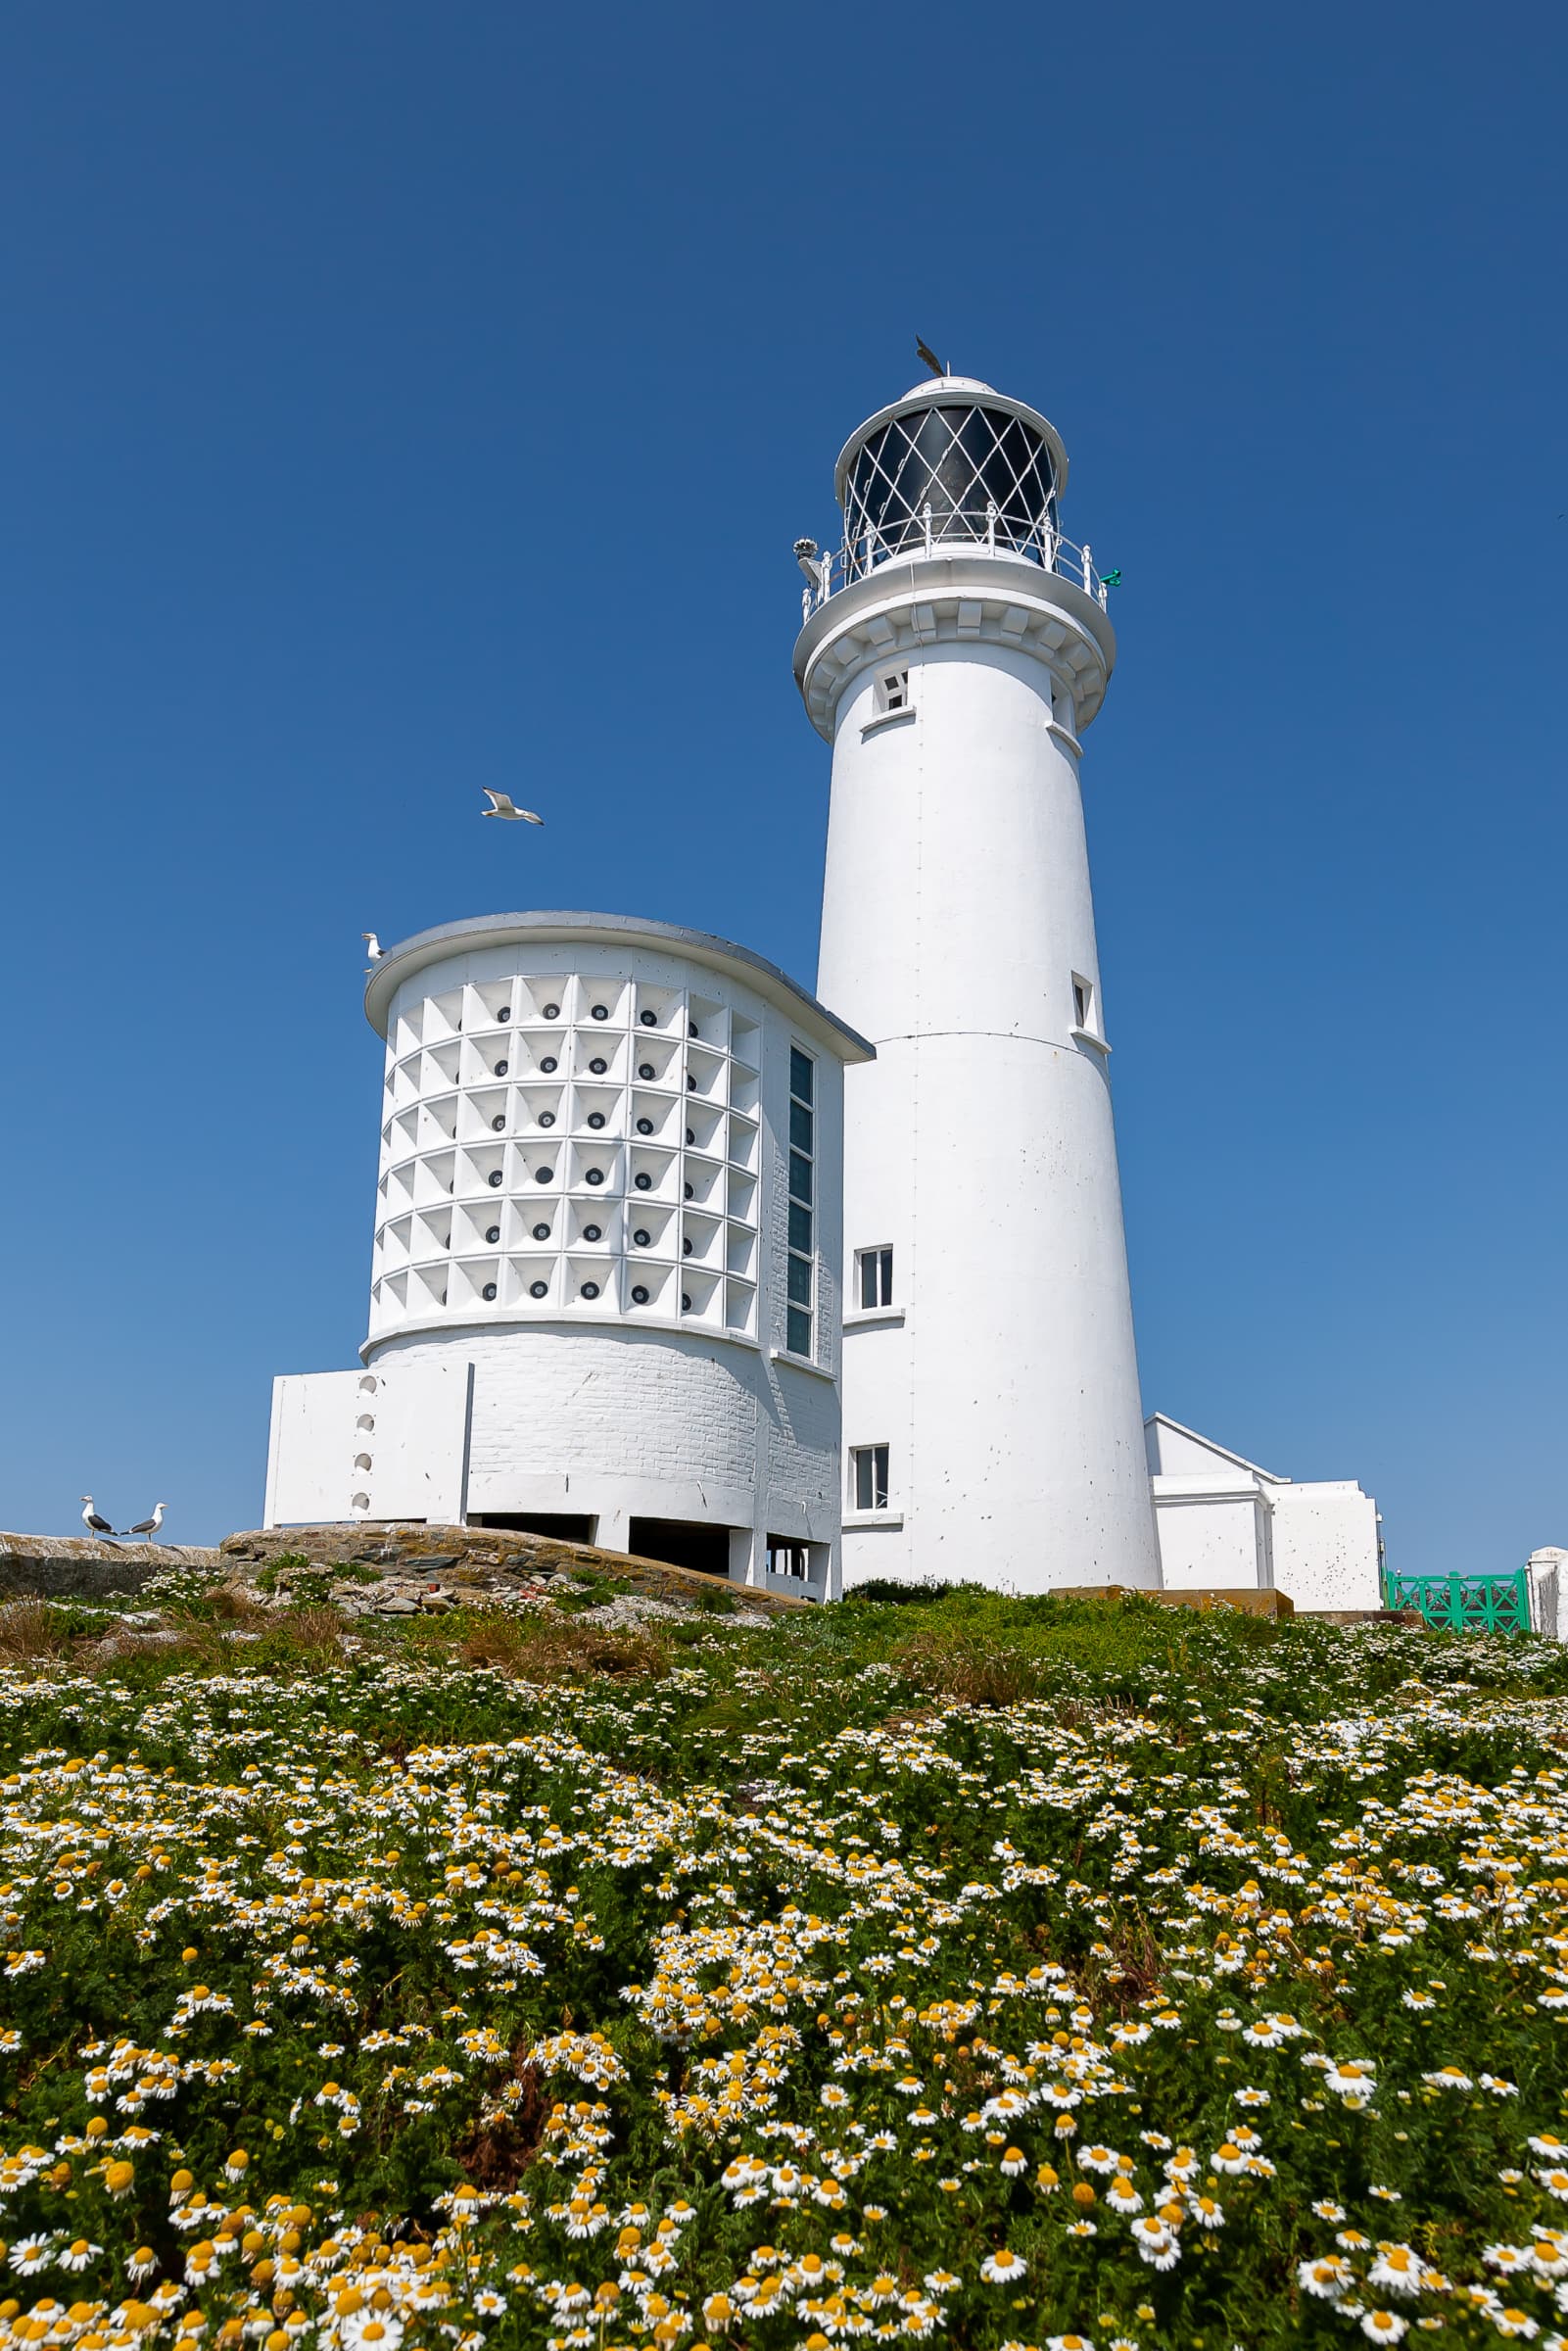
xmin=857 ymin=1245 xmax=894 ymax=1310
xmin=875 ymin=668 xmax=910 ymax=716
xmin=852 ymin=1444 xmax=890 ymax=1512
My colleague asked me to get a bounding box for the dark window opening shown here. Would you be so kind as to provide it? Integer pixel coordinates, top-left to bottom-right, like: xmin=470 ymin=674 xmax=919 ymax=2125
xmin=628 ymin=1517 xmax=732 ymax=1577
xmin=471 ymin=1511 xmax=595 ymax=1542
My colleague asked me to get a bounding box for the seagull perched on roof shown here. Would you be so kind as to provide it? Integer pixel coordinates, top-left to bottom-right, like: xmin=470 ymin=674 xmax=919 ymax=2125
xmin=80 ymin=1496 xmax=117 ymax=1538
xmin=126 ymin=1502 xmax=166 ymax=1541
xmin=362 ymin=932 xmax=383 ymax=961
xmin=482 ymin=791 xmax=544 ymax=825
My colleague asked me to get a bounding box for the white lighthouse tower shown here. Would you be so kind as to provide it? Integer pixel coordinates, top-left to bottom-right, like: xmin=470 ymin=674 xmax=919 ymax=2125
xmin=797 ymin=371 xmax=1161 ymax=1591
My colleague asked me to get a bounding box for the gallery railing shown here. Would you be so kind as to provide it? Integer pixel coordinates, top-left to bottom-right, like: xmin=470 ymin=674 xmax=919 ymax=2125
xmin=796 ymin=513 xmax=1115 ymax=620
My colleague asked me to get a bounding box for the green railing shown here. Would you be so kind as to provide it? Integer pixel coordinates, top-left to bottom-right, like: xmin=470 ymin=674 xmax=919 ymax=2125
xmin=1380 ymin=1565 xmax=1533 ymax=1635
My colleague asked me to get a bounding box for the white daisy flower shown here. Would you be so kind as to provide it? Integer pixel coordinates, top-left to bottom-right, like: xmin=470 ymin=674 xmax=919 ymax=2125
xmin=1368 ymin=2247 xmax=1427 ymax=2296
xmin=1298 ymin=2255 xmax=1354 ymax=2300
xmin=979 ymin=2250 xmax=1027 ymax=2285
xmin=1129 ymin=2219 xmax=1180 ymax=2270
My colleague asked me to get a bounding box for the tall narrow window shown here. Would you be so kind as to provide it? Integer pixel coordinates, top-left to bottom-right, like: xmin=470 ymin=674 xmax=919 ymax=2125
xmin=1071 ymin=974 xmax=1095 ymax=1033
xmin=852 ymin=1444 xmax=890 ymax=1512
xmin=857 ymin=1245 xmax=894 ymax=1310
xmin=786 ymin=1045 xmax=815 ymax=1357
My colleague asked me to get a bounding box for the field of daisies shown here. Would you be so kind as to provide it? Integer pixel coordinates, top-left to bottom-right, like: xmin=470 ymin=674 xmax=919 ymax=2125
xmin=5 ymin=1573 xmax=1568 ymax=2351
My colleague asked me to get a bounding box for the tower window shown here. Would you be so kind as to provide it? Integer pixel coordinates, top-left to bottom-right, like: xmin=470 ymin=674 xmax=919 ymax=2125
xmin=875 ymin=667 xmax=910 ymax=715
xmin=633 ymin=1227 xmax=651 ymax=1247
xmin=766 ymin=1537 xmax=810 ymax=1580
xmin=1071 ymin=974 xmax=1096 ymax=1033
xmin=636 ymin=1117 xmax=654 ymax=1136
xmin=786 ymin=1045 xmax=816 ymax=1357
xmin=852 ymin=1444 xmax=890 ymax=1512
xmin=585 ymin=1167 xmax=606 ymax=1186
xmin=857 ymin=1245 xmax=894 ymax=1310
xmin=494 ymin=1060 xmax=508 ymax=1078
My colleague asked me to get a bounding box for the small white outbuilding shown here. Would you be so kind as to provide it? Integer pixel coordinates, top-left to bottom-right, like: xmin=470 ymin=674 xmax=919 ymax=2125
xmin=1144 ymin=1413 xmax=1382 ymax=1611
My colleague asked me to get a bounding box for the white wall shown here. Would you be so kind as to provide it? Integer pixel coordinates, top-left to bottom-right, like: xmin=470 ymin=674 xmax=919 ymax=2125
xmin=1269 ymin=1481 xmax=1380 ymax=1612
xmin=1151 ymin=1480 xmax=1271 ymax=1590
xmin=265 ymin=1361 xmax=472 ymax=1527
xmin=368 ymin=1323 xmax=841 ymax=1573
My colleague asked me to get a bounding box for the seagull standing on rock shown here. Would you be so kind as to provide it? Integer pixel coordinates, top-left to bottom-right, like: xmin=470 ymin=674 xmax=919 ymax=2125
xmin=80 ymin=1496 xmax=116 ymax=1538
xmin=481 ymin=792 xmax=544 ymax=824
xmin=126 ymin=1502 xmax=166 ymax=1541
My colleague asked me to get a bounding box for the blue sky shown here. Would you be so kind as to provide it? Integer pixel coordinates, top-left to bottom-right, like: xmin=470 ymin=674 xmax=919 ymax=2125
xmin=3 ymin=2 xmax=1565 ymax=1563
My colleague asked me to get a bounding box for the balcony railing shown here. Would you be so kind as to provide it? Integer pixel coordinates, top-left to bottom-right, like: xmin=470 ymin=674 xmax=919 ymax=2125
xmin=796 ymin=507 xmax=1113 ymax=621
xmin=1381 ymin=1566 xmax=1533 ymax=1635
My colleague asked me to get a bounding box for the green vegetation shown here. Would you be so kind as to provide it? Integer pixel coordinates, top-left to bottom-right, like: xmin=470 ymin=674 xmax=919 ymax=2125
xmin=0 ymin=1578 xmax=1566 ymax=2349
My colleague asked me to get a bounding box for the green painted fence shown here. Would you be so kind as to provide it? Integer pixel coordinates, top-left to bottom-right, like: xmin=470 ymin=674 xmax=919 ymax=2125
xmin=1380 ymin=1565 xmax=1533 ymax=1635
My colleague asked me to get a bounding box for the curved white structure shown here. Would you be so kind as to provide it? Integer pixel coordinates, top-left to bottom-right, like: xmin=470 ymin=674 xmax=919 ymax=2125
xmin=264 ymin=913 xmax=871 ymax=1595
xmin=797 ymin=375 xmax=1160 ymax=1591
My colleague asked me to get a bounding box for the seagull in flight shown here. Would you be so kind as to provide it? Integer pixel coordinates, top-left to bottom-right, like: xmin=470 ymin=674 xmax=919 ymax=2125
xmin=126 ymin=1502 xmax=166 ymax=1541
xmin=916 ymin=336 xmax=947 ymax=378
xmin=80 ymin=1496 xmax=117 ymax=1538
xmin=482 ymin=791 xmax=544 ymax=825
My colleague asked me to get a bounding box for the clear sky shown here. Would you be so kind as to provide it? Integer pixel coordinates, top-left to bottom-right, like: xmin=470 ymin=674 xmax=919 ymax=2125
xmin=3 ymin=1 xmax=1565 ymax=1564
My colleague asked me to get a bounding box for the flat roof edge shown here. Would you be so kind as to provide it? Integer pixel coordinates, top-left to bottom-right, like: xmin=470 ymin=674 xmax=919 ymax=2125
xmin=362 ymin=910 xmax=875 ymax=1062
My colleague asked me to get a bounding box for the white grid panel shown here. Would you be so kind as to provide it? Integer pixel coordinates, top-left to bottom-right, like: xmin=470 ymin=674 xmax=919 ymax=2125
xmin=370 ymin=968 xmax=762 ymax=1344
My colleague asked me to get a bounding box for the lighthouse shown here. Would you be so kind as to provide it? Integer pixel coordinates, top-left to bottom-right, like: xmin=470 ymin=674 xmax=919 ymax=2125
xmin=797 ymin=372 xmax=1161 ymax=1590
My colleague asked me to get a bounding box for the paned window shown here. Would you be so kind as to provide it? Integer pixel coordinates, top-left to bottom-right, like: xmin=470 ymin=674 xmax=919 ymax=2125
xmin=786 ymin=1045 xmax=815 ymax=1357
xmin=852 ymin=1444 xmax=890 ymax=1513
xmin=876 ymin=668 xmax=910 ymax=715
xmin=857 ymin=1245 xmax=894 ymax=1310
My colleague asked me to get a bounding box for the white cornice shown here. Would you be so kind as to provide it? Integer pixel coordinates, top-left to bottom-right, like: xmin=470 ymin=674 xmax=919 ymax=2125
xmin=792 ymin=552 xmax=1116 ymax=744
